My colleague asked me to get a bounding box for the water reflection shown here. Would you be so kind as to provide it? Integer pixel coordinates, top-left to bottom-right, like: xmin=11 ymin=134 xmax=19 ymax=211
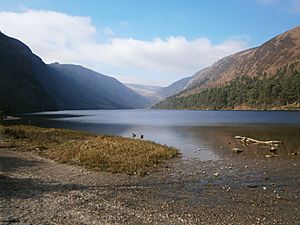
xmin=2 ymin=110 xmax=300 ymax=160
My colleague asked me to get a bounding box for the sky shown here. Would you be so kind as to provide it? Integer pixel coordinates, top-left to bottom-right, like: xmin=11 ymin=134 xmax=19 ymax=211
xmin=0 ymin=0 xmax=299 ymax=86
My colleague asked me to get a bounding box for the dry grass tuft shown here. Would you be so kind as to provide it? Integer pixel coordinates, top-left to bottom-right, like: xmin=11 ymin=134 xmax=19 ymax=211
xmin=0 ymin=125 xmax=179 ymax=175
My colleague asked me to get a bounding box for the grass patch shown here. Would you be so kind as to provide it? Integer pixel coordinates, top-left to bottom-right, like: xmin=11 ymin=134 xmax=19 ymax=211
xmin=0 ymin=125 xmax=179 ymax=175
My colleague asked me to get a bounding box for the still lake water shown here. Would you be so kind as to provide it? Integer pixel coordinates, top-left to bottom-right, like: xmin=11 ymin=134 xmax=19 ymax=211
xmin=5 ymin=110 xmax=300 ymax=160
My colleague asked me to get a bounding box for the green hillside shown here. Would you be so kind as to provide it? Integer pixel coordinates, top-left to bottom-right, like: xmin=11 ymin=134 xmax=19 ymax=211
xmin=153 ymin=63 xmax=300 ymax=110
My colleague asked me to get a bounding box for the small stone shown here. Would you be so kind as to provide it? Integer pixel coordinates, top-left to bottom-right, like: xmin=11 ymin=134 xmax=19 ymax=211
xmin=270 ymin=146 xmax=278 ymax=152
xmin=265 ymin=154 xmax=277 ymax=158
xmin=276 ymin=194 xmax=281 ymax=199
xmin=291 ymin=152 xmax=298 ymax=156
xmin=213 ymin=172 xmax=219 ymax=177
xmin=0 ymin=172 xmax=6 ymax=179
xmin=262 ymin=186 xmax=267 ymax=190
xmin=232 ymin=148 xmax=243 ymax=154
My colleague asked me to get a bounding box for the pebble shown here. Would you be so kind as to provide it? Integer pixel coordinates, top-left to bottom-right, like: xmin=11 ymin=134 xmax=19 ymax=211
xmin=213 ymin=172 xmax=219 ymax=177
xmin=1 ymin=145 xmax=298 ymax=224
xmin=232 ymin=148 xmax=243 ymax=154
xmin=276 ymin=194 xmax=282 ymax=199
xmin=0 ymin=216 xmax=20 ymax=223
xmin=270 ymin=146 xmax=278 ymax=152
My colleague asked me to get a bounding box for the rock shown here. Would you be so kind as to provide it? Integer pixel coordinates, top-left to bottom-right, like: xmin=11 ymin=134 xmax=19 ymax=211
xmin=232 ymin=148 xmax=243 ymax=154
xmin=0 ymin=172 xmax=6 ymax=179
xmin=276 ymin=194 xmax=282 ymax=199
xmin=247 ymin=184 xmax=258 ymax=188
xmin=270 ymin=146 xmax=278 ymax=152
xmin=265 ymin=154 xmax=277 ymax=158
xmin=213 ymin=172 xmax=219 ymax=177
xmin=291 ymin=152 xmax=298 ymax=156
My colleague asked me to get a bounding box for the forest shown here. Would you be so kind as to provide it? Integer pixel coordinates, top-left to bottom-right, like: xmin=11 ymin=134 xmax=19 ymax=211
xmin=154 ymin=63 xmax=300 ymax=110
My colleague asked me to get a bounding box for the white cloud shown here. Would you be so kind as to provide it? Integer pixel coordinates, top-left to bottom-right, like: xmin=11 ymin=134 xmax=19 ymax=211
xmin=0 ymin=9 xmax=248 ymax=85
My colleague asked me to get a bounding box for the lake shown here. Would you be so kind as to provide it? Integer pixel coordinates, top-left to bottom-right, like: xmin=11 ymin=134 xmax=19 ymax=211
xmin=3 ymin=110 xmax=300 ymax=160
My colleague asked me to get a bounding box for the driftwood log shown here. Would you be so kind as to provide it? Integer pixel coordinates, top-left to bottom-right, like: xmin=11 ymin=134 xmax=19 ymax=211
xmin=234 ymin=136 xmax=283 ymax=146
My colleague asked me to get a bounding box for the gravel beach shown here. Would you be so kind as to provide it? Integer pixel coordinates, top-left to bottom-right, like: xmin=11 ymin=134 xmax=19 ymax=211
xmin=1 ymin=149 xmax=299 ymax=225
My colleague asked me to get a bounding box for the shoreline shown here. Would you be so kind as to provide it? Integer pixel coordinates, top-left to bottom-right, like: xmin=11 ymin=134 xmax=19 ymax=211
xmin=0 ymin=125 xmax=179 ymax=175
xmin=1 ymin=149 xmax=299 ymax=224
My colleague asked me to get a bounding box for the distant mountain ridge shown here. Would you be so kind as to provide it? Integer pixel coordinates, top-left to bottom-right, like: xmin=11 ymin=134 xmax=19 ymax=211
xmin=154 ymin=76 xmax=192 ymax=99
xmin=0 ymin=32 xmax=150 ymax=113
xmin=154 ymin=26 xmax=300 ymax=110
xmin=125 ymin=83 xmax=163 ymax=96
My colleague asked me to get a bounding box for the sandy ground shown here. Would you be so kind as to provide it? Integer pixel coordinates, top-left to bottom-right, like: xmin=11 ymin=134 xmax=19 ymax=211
xmin=0 ymin=149 xmax=299 ymax=225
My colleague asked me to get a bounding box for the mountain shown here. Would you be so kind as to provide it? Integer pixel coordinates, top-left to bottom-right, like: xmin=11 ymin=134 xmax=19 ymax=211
xmin=49 ymin=63 xmax=150 ymax=109
xmin=154 ymin=76 xmax=192 ymax=99
xmin=125 ymin=83 xmax=165 ymax=105
xmin=125 ymin=83 xmax=163 ymax=96
xmin=0 ymin=32 xmax=58 ymax=113
xmin=0 ymin=32 xmax=150 ymax=113
xmin=125 ymin=77 xmax=192 ymax=105
xmin=154 ymin=26 xmax=300 ymax=110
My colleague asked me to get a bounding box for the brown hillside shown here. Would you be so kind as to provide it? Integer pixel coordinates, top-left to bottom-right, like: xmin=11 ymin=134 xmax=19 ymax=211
xmin=182 ymin=26 xmax=300 ymax=96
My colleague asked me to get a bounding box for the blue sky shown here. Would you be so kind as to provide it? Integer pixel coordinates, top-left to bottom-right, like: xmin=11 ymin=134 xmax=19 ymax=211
xmin=0 ymin=0 xmax=299 ymax=86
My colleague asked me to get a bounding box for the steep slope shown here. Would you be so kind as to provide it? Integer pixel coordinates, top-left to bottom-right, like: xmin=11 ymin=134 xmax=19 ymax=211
xmin=125 ymin=83 xmax=164 ymax=105
xmin=0 ymin=32 xmax=58 ymax=113
xmin=0 ymin=32 xmax=150 ymax=113
xmin=125 ymin=83 xmax=163 ymax=96
xmin=154 ymin=26 xmax=300 ymax=110
xmin=154 ymin=76 xmax=192 ymax=99
xmin=49 ymin=63 xmax=150 ymax=109
xmin=185 ymin=26 xmax=300 ymax=94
